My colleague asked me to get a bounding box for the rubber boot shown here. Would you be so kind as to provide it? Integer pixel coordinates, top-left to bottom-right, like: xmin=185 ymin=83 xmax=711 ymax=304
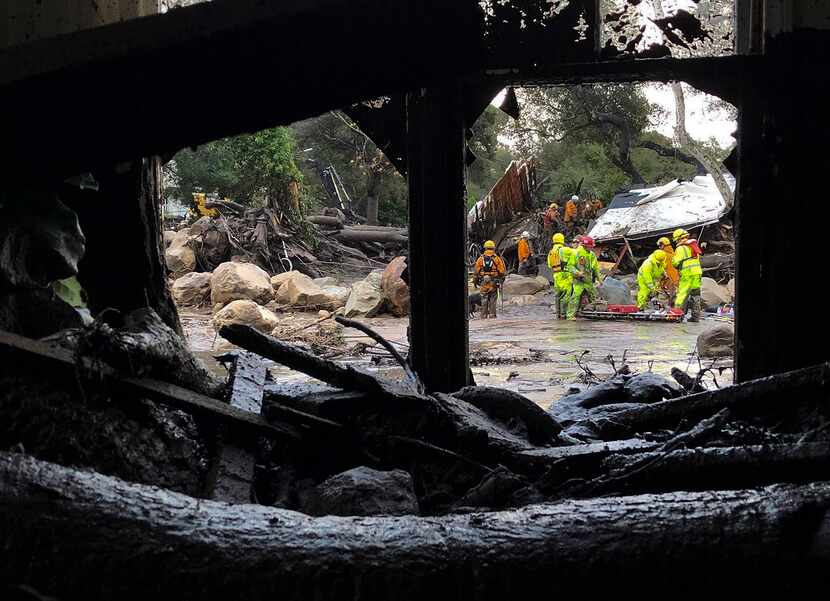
xmin=689 ymin=295 xmax=701 ymax=322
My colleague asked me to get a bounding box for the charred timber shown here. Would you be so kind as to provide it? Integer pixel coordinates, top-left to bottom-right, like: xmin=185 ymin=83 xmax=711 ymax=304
xmin=604 ymin=361 xmax=830 ymax=436
xmin=2 ymin=453 xmax=830 ymax=599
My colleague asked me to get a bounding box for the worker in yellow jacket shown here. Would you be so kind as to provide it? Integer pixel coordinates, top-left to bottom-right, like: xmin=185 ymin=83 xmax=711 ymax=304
xmin=672 ymin=228 xmax=703 ymax=322
xmin=636 ymin=249 xmax=668 ymax=310
xmin=566 ymin=235 xmax=600 ymax=319
xmin=547 ymin=232 xmax=574 ymax=319
xmin=474 ymin=240 xmax=507 ymax=319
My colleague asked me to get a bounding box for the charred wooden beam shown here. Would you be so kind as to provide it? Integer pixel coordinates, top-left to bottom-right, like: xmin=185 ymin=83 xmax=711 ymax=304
xmin=0 ymin=329 xmax=300 ymax=441
xmin=406 ymin=85 xmax=469 ymax=393
xmin=2 ymin=452 xmax=830 ymax=598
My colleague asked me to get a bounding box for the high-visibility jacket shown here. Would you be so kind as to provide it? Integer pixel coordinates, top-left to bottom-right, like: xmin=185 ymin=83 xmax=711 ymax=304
xmin=638 ymin=251 xmax=666 ymax=290
xmin=672 ymin=242 xmax=703 ymax=277
xmin=547 ymin=243 xmax=573 ymax=273
xmin=566 ymin=246 xmax=600 ymax=284
xmin=564 ymin=200 xmax=578 ymax=223
xmin=517 ymin=238 xmax=532 ymax=263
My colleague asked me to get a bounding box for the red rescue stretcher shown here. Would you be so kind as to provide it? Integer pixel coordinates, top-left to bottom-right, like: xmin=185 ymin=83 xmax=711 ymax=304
xmin=580 ymin=304 xmax=685 ymax=322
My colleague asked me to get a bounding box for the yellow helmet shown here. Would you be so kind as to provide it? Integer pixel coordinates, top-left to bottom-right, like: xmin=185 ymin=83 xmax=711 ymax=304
xmin=652 ymin=249 xmax=667 ymax=264
xmin=552 ymin=233 xmax=565 ymax=245
xmin=657 ymin=237 xmax=671 ymax=248
xmin=672 ymin=228 xmax=689 ymax=242
xmin=484 ymin=240 xmax=496 ymax=250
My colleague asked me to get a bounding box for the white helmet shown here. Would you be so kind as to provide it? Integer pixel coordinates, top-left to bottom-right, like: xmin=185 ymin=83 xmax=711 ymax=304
xmin=571 ymin=195 xmax=579 ymax=201
xmin=521 ymin=230 xmax=529 ymax=238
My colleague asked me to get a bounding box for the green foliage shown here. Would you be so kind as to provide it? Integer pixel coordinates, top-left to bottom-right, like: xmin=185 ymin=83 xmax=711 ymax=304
xmin=538 ymin=141 xmax=629 ymax=203
xmin=165 ymin=127 xmax=303 ymax=208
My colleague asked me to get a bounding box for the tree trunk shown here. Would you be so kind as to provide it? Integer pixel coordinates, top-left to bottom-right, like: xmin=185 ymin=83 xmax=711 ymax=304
xmin=2 ymin=452 xmax=830 ymax=599
xmin=335 ymin=228 xmax=408 ymax=244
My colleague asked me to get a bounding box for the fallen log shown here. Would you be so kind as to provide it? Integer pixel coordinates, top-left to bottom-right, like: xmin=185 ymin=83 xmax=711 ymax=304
xmin=2 ymin=452 xmax=830 ymax=599
xmin=307 ymin=215 xmax=344 ymax=228
xmin=219 ymin=323 xmax=426 ymax=404
xmin=335 ymin=228 xmax=408 ymax=244
xmin=0 ymin=328 xmax=300 ymax=442
xmin=601 ymin=361 xmax=830 ymax=436
xmin=592 ymin=442 xmax=830 ymax=496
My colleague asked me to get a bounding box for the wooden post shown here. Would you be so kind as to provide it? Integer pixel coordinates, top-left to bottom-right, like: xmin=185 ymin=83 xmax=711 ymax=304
xmin=406 ymin=86 xmax=469 ymax=393
xmin=69 ymin=158 xmax=182 ymax=334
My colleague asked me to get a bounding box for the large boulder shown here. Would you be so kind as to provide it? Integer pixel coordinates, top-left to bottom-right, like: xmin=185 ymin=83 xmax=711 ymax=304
xmin=188 ymin=217 xmax=230 ymax=270
xmin=505 ymin=294 xmax=538 ymax=306
xmin=344 ymin=271 xmax=386 ymax=317
xmin=210 ymin=261 xmax=273 ymax=306
xmin=381 ymin=256 xmax=410 ymax=317
xmin=165 ymin=228 xmax=196 ymax=278
xmin=305 ymin=466 xmax=419 ymax=517
xmin=534 ymin=275 xmax=551 ymax=292
xmin=623 ymin=373 xmax=684 ymax=403
xmin=211 ymin=299 xmax=279 ymax=333
xmin=698 ymin=323 xmax=734 ymax=358
xmin=502 ymin=274 xmax=547 ymax=295
xmin=271 ymin=270 xmax=303 ymax=293
xmin=701 ymin=277 xmax=731 ymax=308
xmin=598 ymin=276 xmax=632 ymax=305
xmin=319 ymin=285 xmax=351 ymax=310
xmin=171 ymin=272 xmax=212 ymax=306
xmin=274 ymin=272 xmax=341 ymax=309
xmin=726 ymin=278 xmax=735 ymax=301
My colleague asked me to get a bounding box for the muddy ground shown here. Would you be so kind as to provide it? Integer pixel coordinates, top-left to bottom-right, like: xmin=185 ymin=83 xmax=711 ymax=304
xmin=183 ymin=291 xmax=733 ymax=409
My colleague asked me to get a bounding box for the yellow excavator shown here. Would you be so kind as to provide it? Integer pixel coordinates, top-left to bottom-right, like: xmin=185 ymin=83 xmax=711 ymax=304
xmin=189 ymin=192 xmax=220 ymax=218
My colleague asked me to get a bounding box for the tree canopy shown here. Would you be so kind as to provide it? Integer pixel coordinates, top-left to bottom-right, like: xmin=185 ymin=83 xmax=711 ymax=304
xmin=165 ymin=127 xmax=304 ymax=210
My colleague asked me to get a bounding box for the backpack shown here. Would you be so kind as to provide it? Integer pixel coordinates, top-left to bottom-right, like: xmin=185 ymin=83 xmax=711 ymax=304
xmin=687 ymin=239 xmax=703 ymax=258
xmin=549 ymin=245 xmax=562 ymax=271
xmin=482 ymin=254 xmax=496 ymax=273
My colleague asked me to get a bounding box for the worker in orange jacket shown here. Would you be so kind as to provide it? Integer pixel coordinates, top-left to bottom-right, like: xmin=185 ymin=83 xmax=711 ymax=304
xmin=657 ymin=237 xmax=679 ymax=299
xmin=517 ymin=231 xmax=533 ymax=275
xmin=564 ymin=195 xmax=579 ymax=225
xmin=474 ymin=240 xmax=507 ymax=318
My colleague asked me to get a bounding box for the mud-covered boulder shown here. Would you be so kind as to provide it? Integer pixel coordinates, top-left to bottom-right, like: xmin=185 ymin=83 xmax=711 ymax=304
xmin=698 ymin=323 xmax=734 ymax=358
xmin=305 ymin=467 xmax=419 ymax=517
xmin=210 ymin=261 xmax=273 ymax=306
xmin=0 ymin=288 xmax=84 ymax=338
xmin=211 ymin=299 xmax=279 ymax=333
xmin=701 ymin=277 xmax=731 ymax=308
xmin=381 ymin=256 xmax=410 ymax=317
xmin=599 ymin=277 xmax=632 ymax=305
xmin=165 ymin=228 xmax=196 ymax=278
xmin=534 ymin=275 xmax=551 ymax=292
xmin=188 ymin=217 xmax=230 ymax=270
xmin=623 ymin=373 xmax=684 ymax=403
xmin=502 ymin=274 xmax=547 ymax=295
xmin=274 ymin=272 xmax=346 ymax=310
xmin=271 ymin=270 xmax=303 ymax=293
xmin=171 ymin=272 xmax=212 ymax=306
xmin=726 ymin=278 xmax=735 ymax=301
xmin=319 ymin=286 xmax=351 ymax=310
xmin=547 ymin=376 xmax=630 ymax=426
xmin=344 ymin=271 xmax=386 ymax=317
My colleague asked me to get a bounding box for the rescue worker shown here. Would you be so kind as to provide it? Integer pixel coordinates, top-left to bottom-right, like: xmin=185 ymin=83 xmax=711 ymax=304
xmin=543 ymin=203 xmax=560 ymax=230
xmin=566 ymin=235 xmax=601 ymax=319
xmin=657 ymin=236 xmax=679 ymax=299
xmin=563 ymin=195 xmax=579 ymax=230
xmin=636 ymin=249 xmax=668 ymax=310
xmin=671 ymin=228 xmax=704 ymax=322
xmin=474 ymin=240 xmax=506 ymax=319
xmin=547 ymin=232 xmax=573 ymax=319
xmin=517 ymin=231 xmax=533 ymax=275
